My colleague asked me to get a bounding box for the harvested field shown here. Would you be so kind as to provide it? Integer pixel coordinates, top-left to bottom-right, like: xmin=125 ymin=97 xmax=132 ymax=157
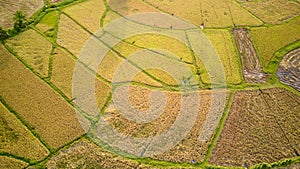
xmin=107 ymin=0 xmax=158 ymax=16
xmin=0 ymin=156 xmax=28 ymax=169
xmin=63 ymin=0 xmax=105 ymax=33
xmin=46 ymin=138 xmax=150 ymax=169
xmin=143 ymin=0 xmax=262 ymax=27
xmin=0 ymin=0 xmax=44 ymax=29
xmin=236 ymin=0 xmax=300 ymax=24
xmin=0 ymin=44 xmax=84 ymax=149
xmin=5 ymin=29 xmax=52 ymax=77
xmin=249 ymin=17 xmax=300 ymax=68
xmin=0 ymin=102 xmax=49 ymax=161
xmin=99 ymin=85 xmax=228 ymax=162
xmin=57 ymin=14 xmax=91 ymax=57
xmin=210 ymin=88 xmax=300 ymax=167
xmin=232 ymin=28 xmax=268 ymax=83
xmin=204 ymin=29 xmax=242 ymax=84
xmin=277 ymin=48 xmax=300 ymax=92
xmin=35 ymin=11 xmax=59 ymax=40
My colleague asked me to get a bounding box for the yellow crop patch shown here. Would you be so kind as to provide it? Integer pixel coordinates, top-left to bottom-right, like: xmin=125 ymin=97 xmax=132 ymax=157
xmin=63 ymin=0 xmax=105 ymax=33
xmin=0 ymin=156 xmax=28 ymax=169
xmin=6 ymin=29 xmax=52 ymax=77
xmin=0 ymin=45 xmax=84 ymax=149
xmin=204 ymin=29 xmax=242 ymax=84
xmin=144 ymin=0 xmax=262 ymax=27
xmin=237 ymin=0 xmax=300 ymax=24
xmin=57 ymin=14 xmax=91 ymax=57
xmin=250 ymin=17 xmax=300 ymax=68
xmin=0 ymin=102 xmax=49 ymax=161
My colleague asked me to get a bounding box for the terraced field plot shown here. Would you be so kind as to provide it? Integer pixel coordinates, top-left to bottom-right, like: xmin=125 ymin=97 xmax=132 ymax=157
xmin=143 ymin=0 xmax=263 ymax=27
xmin=46 ymin=139 xmax=151 ymax=169
xmin=0 ymin=102 xmax=49 ymax=161
xmin=62 ymin=0 xmax=105 ymax=33
xmin=5 ymin=29 xmax=52 ymax=77
xmin=204 ymin=29 xmax=242 ymax=84
xmin=210 ymin=88 xmax=300 ymax=167
xmin=232 ymin=28 xmax=268 ymax=83
xmin=236 ymin=0 xmax=300 ymax=24
xmin=0 ymin=156 xmax=28 ymax=169
xmin=56 ymin=14 xmax=91 ymax=57
xmin=0 ymin=0 xmax=299 ymax=168
xmin=249 ymin=16 xmax=300 ymax=68
xmin=0 ymin=44 xmax=84 ymax=149
xmin=93 ymin=85 xmax=227 ymax=162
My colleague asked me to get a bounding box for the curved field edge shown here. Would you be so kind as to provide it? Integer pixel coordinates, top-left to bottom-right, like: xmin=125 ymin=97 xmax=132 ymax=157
xmin=0 ymin=0 xmax=299 ymax=168
xmin=249 ymin=15 xmax=300 ymax=69
xmin=267 ymin=40 xmax=300 ymax=74
xmin=264 ymin=40 xmax=300 ymax=86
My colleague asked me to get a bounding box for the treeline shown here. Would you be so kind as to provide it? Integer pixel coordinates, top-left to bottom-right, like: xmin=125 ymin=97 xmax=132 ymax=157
xmin=0 ymin=10 xmax=28 ymax=41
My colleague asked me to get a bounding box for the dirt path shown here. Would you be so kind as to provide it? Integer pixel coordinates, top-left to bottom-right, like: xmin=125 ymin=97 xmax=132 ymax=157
xmin=232 ymin=28 xmax=268 ymax=83
xmin=277 ymin=48 xmax=300 ymax=92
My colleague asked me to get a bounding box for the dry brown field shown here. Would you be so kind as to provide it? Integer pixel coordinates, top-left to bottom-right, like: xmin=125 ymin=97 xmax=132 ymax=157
xmin=232 ymin=28 xmax=268 ymax=83
xmin=210 ymin=88 xmax=300 ymax=167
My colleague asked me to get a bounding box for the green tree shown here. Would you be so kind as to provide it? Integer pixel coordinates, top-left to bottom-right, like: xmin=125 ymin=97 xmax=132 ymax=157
xmin=0 ymin=27 xmax=8 ymax=41
xmin=13 ymin=10 xmax=27 ymax=32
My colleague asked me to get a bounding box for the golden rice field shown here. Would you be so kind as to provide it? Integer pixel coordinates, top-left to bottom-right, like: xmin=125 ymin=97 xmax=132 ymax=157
xmin=0 ymin=156 xmax=28 ymax=169
xmin=0 ymin=0 xmax=299 ymax=168
xmin=0 ymin=44 xmax=84 ymax=149
xmin=249 ymin=16 xmax=300 ymax=69
xmin=204 ymin=29 xmax=242 ymax=84
xmin=143 ymin=0 xmax=262 ymax=27
xmin=0 ymin=102 xmax=49 ymax=161
xmin=56 ymin=14 xmax=91 ymax=57
xmin=51 ymin=47 xmax=75 ymax=99
xmin=46 ymin=139 xmax=151 ymax=168
xmin=5 ymin=29 xmax=52 ymax=77
xmin=62 ymin=0 xmax=105 ymax=33
xmin=237 ymin=0 xmax=300 ymax=24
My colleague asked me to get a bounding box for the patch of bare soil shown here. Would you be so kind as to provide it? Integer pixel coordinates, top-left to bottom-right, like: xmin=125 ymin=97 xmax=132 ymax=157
xmin=232 ymin=28 xmax=268 ymax=83
xmin=277 ymin=48 xmax=300 ymax=92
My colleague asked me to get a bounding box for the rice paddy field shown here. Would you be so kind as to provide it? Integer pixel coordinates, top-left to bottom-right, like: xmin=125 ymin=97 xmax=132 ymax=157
xmin=0 ymin=0 xmax=299 ymax=168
